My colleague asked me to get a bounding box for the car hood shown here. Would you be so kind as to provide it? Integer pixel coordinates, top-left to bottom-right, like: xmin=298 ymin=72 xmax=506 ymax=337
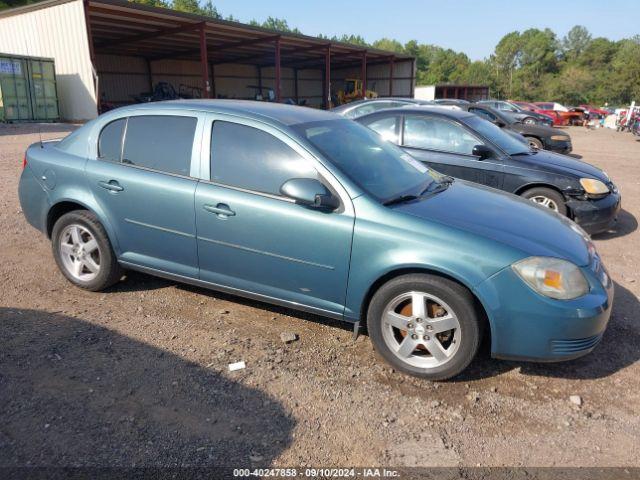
xmin=392 ymin=180 xmax=590 ymax=266
xmin=513 ymin=149 xmax=608 ymax=181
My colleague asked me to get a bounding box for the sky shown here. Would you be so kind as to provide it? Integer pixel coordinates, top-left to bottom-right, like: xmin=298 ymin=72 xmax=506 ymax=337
xmin=213 ymin=0 xmax=639 ymax=60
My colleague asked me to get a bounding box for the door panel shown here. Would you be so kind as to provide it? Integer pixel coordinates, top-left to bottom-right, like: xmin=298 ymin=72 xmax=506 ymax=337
xmin=87 ymin=161 xmax=198 ymax=276
xmin=195 ymin=183 xmax=354 ymax=315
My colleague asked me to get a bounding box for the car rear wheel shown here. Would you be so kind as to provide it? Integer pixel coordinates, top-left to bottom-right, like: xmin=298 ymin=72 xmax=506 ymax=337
xmin=367 ymin=274 xmax=481 ymax=380
xmin=525 ymin=136 xmax=544 ymax=150
xmin=51 ymin=210 xmax=122 ymax=291
xmin=521 ymin=187 xmax=567 ymax=216
xmin=522 ymin=116 xmax=537 ymax=125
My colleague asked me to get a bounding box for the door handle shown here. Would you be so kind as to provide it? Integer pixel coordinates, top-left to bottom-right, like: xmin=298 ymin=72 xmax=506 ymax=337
xmin=98 ymin=180 xmax=124 ymax=192
xmin=203 ymin=203 xmax=236 ymax=217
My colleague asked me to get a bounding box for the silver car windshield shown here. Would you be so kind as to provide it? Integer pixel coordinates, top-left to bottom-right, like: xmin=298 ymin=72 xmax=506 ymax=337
xmin=294 ymin=119 xmax=439 ymax=202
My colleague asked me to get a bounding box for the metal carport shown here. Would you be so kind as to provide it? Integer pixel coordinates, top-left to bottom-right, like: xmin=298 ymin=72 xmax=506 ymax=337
xmin=85 ymin=0 xmax=415 ymax=111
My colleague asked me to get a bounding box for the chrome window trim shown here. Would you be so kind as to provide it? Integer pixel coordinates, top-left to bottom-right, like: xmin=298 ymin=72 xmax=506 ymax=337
xmin=201 ymin=112 xmax=355 ymax=217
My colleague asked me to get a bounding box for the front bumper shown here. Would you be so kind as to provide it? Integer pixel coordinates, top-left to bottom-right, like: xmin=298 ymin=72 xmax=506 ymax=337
xmin=545 ymin=139 xmax=572 ymax=154
xmin=567 ymin=191 xmax=621 ymax=234
xmin=475 ymin=258 xmax=613 ymax=362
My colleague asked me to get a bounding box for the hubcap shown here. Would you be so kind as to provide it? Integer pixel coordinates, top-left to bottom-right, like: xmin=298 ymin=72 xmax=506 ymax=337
xmin=59 ymin=224 xmax=101 ymax=281
xmin=381 ymin=291 xmax=461 ymax=369
xmin=530 ymin=195 xmax=559 ymax=212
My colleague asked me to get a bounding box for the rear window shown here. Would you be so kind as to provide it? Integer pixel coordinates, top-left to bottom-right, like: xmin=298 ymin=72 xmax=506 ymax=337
xmin=98 ymin=119 xmax=126 ymax=162
xmin=122 ymin=115 xmax=197 ymax=176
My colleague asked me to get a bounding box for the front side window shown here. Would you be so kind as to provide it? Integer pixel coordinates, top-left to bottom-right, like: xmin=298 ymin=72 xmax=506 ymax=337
xmin=210 ymin=121 xmax=318 ymax=196
xmin=403 ymin=115 xmax=482 ymax=155
xmin=98 ymin=118 xmax=126 ymax=162
xmin=363 ymin=115 xmax=400 ymax=143
xmin=469 ymin=108 xmax=497 ymax=123
xmin=122 ymin=115 xmax=197 ymax=176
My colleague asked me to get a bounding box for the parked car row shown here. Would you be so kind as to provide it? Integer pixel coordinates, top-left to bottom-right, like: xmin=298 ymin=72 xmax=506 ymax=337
xmin=19 ymin=99 xmax=618 ymax=381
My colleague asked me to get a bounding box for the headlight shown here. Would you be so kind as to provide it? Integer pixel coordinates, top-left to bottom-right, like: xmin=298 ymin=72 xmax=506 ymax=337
xmin=512 ymin=257 xmax=589 ymax=300
xmin=550 ymin=135 xmax=569 ymax=141
xmin=580 ymin=178 xmax=609 ymax=195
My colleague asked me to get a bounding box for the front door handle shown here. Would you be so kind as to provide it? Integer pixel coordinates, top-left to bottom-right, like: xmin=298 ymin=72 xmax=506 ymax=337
xmin=203 ymin=203 xmax=236 ymax=217
xmin=98 ymin=180 xmax=124 ymax=192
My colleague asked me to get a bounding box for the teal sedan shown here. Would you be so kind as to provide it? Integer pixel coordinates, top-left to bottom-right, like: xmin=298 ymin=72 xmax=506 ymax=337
xmin=18 ymin=100 xmax=613 ymax=380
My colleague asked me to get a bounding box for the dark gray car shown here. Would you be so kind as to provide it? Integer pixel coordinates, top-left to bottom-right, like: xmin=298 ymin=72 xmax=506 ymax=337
xmin=331 ymin=97 xmax=433 ymax=118
xmin=464 ymin=104 xmax=572 ymax=154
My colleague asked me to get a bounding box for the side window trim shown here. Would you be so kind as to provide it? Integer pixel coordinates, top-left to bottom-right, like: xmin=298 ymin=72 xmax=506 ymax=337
xmin=401 ymin=114 xmax=484 ymax=158
xmin=94 ymin=111 xmax=204 ymax=179
xmin=199 ymin=112 xmax=353 ymax=215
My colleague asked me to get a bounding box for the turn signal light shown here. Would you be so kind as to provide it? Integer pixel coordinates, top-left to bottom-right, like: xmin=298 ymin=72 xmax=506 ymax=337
xmin=22 ymin=154 xmax=27 ymax=170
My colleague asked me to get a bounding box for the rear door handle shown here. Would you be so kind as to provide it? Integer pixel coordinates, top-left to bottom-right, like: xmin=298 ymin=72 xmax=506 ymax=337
xmin=98 ymin=180 xmax=124 ymax=192
xmin=203 ymin=203 xmax=236 ymax=217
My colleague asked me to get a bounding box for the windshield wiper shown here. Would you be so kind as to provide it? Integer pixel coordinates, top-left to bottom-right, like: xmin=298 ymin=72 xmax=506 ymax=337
xmin=383 ymin=194 xmax=420 ymax=206
xmin=419 ymin=175 xmax=454 ymax=195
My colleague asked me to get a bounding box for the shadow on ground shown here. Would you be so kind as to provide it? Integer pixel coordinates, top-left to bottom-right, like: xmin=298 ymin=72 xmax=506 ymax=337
xmin=0 ymin=308 xmax=294 ymax=467
xmin=591 ymin=209 xmax=638 ymax=240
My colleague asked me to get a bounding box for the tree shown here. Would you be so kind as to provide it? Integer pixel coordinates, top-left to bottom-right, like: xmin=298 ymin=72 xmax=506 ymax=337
xmin=562 ymin=25 xmax=592 ymax=61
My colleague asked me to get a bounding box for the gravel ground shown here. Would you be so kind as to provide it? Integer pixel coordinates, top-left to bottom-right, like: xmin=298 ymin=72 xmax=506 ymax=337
xmin=0 ymin=123 xmax=639 ymax=469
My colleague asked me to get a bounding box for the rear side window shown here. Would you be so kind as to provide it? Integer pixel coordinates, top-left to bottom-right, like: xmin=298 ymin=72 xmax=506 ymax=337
xmin=122 ymin=115 xmax=197 ymax=176
xmin=98 ymin=119 xmax=126 ymax=162
xmin=210 ymin=121 xmax=317 ymax=196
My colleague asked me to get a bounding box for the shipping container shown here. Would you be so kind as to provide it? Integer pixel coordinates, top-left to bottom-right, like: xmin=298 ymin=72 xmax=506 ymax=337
xmin=0 ymin=53 xmax=59 ymax=122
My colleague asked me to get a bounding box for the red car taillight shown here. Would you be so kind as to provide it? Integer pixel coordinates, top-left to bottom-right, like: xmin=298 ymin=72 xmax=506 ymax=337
xmin=22 ymin=154 xmax=27 ymax=170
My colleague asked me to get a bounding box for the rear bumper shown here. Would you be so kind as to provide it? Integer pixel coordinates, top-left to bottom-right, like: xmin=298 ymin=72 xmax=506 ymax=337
xmin=568 ymin=192 xmax=621 ymax=235
xmin=475 ymin=260 xmax=613 ymax=362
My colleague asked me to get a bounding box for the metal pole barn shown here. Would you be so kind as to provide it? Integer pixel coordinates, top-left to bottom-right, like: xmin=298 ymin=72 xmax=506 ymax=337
xmin=199 ymin=24 xmax=210 ymax=98
xmin=388 ymin=56 xmax=394 ymax=97
xmin=361 ymin=51 xmax=367 ymax=99
xmin=324 ymin=46 xmax=331 ymax=109
xmin=274 ymin=37 xmax=281 ymax=102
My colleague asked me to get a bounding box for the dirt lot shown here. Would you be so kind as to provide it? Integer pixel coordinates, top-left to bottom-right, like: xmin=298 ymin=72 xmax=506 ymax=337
xmin=1 ymin=123 xmax=639 ymax=469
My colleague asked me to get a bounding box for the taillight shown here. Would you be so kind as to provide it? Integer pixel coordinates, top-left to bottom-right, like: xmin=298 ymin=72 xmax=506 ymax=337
xmin=22 ymin=154 xmax=27 ymax=170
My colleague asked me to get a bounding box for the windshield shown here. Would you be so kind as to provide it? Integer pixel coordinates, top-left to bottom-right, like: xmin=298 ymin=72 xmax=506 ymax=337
xmin=293 ymin=119 xmax=439 ymax=202
xmin=463 ymin=116 xmax=531 ymax=155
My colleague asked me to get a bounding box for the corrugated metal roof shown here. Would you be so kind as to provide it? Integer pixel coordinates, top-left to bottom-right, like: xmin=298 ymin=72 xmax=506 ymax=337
xmin=1 ymin=0 xmax=414 ymax=69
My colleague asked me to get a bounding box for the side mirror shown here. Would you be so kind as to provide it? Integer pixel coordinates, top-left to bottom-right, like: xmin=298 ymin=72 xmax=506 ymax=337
xmin=280 ymin=178 xmax=340 ymax=211
xmin=494 ymin=119 xmax=506 ymax=127
xmin=472 ymin=144 xmax=493 ymax=160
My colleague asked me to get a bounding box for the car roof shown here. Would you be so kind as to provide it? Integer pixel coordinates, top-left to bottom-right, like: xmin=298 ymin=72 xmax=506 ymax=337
xmin=359 ymin=106 xmax=476 ymax=120
xmin=330 ymin=97 xmax=431 ymax=112
xmin=111 ymin=99 xmax=339 ymax=127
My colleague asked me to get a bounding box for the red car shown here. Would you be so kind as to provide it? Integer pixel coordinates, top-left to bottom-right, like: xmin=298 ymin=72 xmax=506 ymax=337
xmin=579 ymin=105 xmax=609 ymax=118
xmin=533 ymin=102 xmax=584 ymax=126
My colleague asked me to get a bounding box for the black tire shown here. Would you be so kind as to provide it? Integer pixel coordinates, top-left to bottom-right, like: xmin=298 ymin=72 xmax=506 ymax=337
xmin=367 ymin=274 xmax=481 ymax=381
xmin=51 ymin=210 xmax=122 ymax=291
xmin=520 ymin=186 xmax=568 ymax=216
xmin=525 ymin=136 xmax=544 ymax=150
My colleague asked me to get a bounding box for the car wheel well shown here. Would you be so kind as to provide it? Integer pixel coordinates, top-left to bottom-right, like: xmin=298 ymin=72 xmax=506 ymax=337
xmin=360 ymin=268 xmax=491 ymax=343
xmin=46 ymin=202 xmax=88 ymax=238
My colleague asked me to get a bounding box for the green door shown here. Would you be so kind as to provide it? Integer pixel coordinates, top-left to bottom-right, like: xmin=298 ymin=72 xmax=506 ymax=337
xmin=28 ymin=59 xmax=59 ymax=121
xmin=0 ymin=57 xmax=32 ymax=121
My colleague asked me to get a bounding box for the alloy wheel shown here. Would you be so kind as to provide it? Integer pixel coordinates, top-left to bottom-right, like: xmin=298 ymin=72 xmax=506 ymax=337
xmin=59 ymin=224 xmax=101 ymax=281
xmin=381 ymin=291 xmax=462 ymax=369
xmin=530 ymin=195 xmax=559 ymax=212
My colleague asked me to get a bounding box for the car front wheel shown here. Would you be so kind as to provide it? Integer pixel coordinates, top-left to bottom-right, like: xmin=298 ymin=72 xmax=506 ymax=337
xmin=525 ymin=136 xmax=544 ymax=150
xmin=367 ymin=274 xmax=481 ymax=380
xmin=521 ymin=187 xmax=567 ymax=216
xmin=51 ymin=210 xmax=123 ymax=291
